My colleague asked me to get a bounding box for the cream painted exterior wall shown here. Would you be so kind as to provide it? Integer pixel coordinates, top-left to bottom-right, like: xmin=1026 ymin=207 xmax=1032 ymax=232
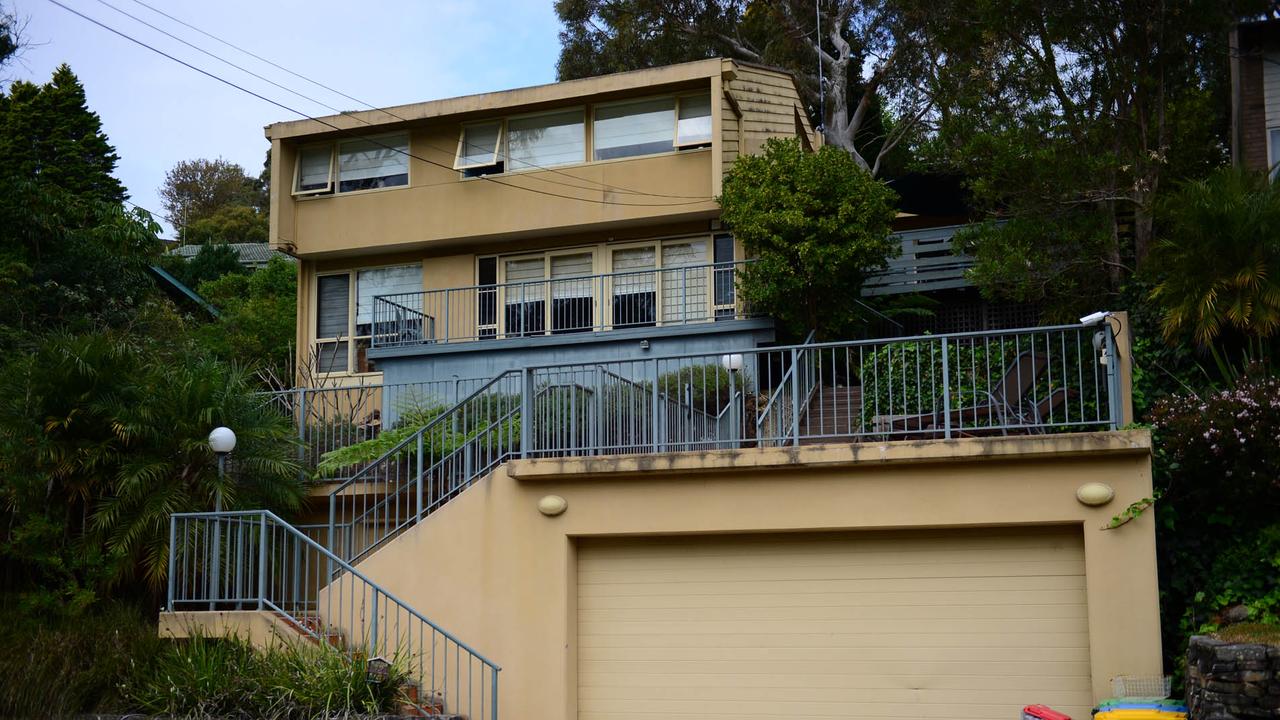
xmin=312 ymin=431 xmax=1160 ymax=720
xmin=269 ymin=59 xmax=812 ymax=384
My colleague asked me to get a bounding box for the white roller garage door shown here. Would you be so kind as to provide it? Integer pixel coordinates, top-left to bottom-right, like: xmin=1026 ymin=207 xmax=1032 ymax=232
xmin=578 ymin=528 xmax=1092 ymax=720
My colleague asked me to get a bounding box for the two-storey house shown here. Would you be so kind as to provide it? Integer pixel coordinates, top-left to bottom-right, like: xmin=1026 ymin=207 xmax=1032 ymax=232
xmin=162 ymin=60 xmax=1163 ymax=720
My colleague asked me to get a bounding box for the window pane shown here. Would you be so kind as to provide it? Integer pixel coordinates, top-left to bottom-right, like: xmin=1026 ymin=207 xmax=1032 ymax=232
xmin=713 ymin=233 xmax=735 ymax=309
xmin=612 ymin=247 xmax=656 ymax=328
xmin=550 ymin=253 xmax=593 ymax=298
xmin=316 ymin=275 xmax=349 ymax=338
xmin=338 ymin=134 xmax=409 ymax=192
xmin=297 ymin=146 xmax=332 ymax=191
xmin=477 ymin=258 xmax=498 ymax=338
xmin=662 ymin=240 xmax=708 ymax=322
xmin=677 ymin=94 xmax=713 ymax=146
xmin=458 ymin=122 xmax=502 ymax=168
xmin=356 ymin=265 xmax=423 ymax=333
xmin=508 ymin=110 xmax=584 ymax=170
xmin=316 ymin=340 xmax=349 ymax=373
xmin=594 ymin=98 xmax=675 ymax=160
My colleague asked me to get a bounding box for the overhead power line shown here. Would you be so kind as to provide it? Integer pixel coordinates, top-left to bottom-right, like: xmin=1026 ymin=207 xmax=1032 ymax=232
xmin=105 ymin=0 xmax=714 ymax=202
xmin=46 ymin=0 xmax=714 ymax=208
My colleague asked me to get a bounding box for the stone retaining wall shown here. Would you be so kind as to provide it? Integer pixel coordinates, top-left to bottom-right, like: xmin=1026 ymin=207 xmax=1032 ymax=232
xmin=1186 ymin=635 xmax=1280 ymax=719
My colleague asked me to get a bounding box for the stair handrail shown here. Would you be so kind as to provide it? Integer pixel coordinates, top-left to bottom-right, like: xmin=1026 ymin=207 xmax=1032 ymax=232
xmin=167 ymin=509 xmax=500 ymax=719
xmin=325 ymin=370 xmax=522 ymax=557
xmin=755 ymin=330 xmax=818 ymax=444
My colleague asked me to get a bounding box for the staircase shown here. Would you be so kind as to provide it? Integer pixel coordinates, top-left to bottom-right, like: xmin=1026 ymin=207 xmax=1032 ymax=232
xmin=167 ymin=509 xmax=499 ymax=720
xmin=799 ymin=385 xmax=865 ymax=444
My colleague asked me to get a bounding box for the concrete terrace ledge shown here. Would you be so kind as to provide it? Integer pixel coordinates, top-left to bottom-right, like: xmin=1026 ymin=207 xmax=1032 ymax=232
xmin=507 ymin=429 xmax=1153 ymax=481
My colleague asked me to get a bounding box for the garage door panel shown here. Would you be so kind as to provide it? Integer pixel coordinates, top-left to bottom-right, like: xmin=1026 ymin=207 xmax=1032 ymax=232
xmin=580 ymin=588 xmax=1088 ymax=610
xmin=578 ymin=529 xmax=1092 ymax=720
xmin=580 ymin=645 xmax=1093 ymax=666
xmin=580 ymin=600 xmax=1090 ymax=622
xmin=578 ymin=573 xmax=1086 ymax=598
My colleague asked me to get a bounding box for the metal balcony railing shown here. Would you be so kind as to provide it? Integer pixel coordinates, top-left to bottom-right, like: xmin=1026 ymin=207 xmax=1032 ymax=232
xmin=370 ymin=261 xmax=753 ymax=348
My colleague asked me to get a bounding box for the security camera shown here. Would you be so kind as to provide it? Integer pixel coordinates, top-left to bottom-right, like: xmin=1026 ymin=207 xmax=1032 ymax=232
xmin=1079 ymin=311 xmax=1112 ymax=325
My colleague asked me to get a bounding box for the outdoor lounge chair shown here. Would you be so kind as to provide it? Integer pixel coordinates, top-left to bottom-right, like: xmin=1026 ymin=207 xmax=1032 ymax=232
xmin=887 ymin=349 xmax=1050 ymax=436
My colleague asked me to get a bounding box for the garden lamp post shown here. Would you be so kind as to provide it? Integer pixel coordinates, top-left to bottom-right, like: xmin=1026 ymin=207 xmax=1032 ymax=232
xmin=207 ymin=426 xmax=236 ymax=609
xmin=721 ymin=354 xmax=744 ymax=446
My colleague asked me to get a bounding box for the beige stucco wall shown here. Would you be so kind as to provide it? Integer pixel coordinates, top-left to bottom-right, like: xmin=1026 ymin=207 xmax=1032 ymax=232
xmin=334 ymin=430 xmax=1161 ymax=720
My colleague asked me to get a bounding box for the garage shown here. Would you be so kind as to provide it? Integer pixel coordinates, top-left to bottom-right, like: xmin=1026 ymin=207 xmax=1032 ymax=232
xmin=577 ymin=527 xmax=1093 ymax=720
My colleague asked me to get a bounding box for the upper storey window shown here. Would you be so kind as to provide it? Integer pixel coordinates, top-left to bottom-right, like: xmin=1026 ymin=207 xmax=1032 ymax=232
xmin=508 ymin=109 xmax=586 ymax=171
xmin=449 ymin=91 xmax=712 ymax=176
xmin=292 ymin=132 xmax=409 ymax=195
xmin=593 ymin=94 xmax=712 ymax=160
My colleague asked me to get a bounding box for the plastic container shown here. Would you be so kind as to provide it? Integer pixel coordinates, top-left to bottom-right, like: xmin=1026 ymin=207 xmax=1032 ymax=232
xmin=1093 ymin=711 xmax=1186 ymax=720
xmin=1023 ymin=705 xmax=1072 ymax=720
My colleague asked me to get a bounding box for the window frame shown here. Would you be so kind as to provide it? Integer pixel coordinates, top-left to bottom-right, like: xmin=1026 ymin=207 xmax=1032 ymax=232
xmin=590 ymin=95 xmax=678 ymax=162
xmin=503 ymin=105 xmax=588 ymax=174
xmin=673 ymin=92 xmax=714 ymax=149
xmin=312 ymin=262 xmax=424 ymax=377
xmin=454 ymin=120 xmax=506 ymax=171
xmin=292 ymin=143 xmax=336 ymax=196
xmin=1269 ymin=127 xmax=1280 ymax=182
xmin=335 ymin=131 xmax=412 ymax=194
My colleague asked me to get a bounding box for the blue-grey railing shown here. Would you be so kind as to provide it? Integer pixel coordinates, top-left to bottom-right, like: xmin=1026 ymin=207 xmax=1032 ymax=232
xmin=320 ymin=321 xmax=1122 ymax=565
xmin=521 ymin=321 xmax=1123 ymax=455
xmin=263 ymin=377 xmax=490 ymax=475
xmin=370 ymin=260 xmax=753 ymax=348
xmin=167 ymin=510 xmax=499 ymax=720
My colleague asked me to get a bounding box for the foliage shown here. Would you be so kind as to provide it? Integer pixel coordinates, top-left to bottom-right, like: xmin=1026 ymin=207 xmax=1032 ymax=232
xmin=122 ymin=633 xmax=410 ymax=719
xmin=0 ymin=331 xmax=303 ymax=612
xmin=920 ymin=0 xmax=1253 ymax=318
xmin=555 ymin=0 xmax=929 ymax=172
xmin=1150 ymin=167 xmax=1280 ymax=347
xmin=184 ymin=204 xmax=270 ymax=245
xmin=160 ymin=157 xmax=265 ymax=231
xmin=155 ymin=241 xmax=248 ymax=290
xmin=195 ymin=255 xmax=297 ymax=378
xmin=720 ymin=137 xmax=898 ymax=338
xmin=1150 ymin=372 xmax=1280 ymax=675
xmin=0 ymin=64 xmax=125 ymax=204
xmin=0 ymin=602 xmax=165 ymax=717
xmin=658 ymin=363 xmax=738 ymax=414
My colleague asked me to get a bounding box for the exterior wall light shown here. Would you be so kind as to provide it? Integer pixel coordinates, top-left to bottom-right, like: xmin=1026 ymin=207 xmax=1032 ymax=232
xmin=721 ymin=353 xmax=744 ymax=372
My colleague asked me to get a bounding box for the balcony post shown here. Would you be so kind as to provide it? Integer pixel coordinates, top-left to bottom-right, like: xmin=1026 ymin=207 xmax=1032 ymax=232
xmin=167 ymin=514 xmax=177 ymax=610
xmin=443 ymin=290 xmax=451 ymax=343
xmin=1105 ymin=325 xmax=1121 ymax=430
xmin=941 ymin=338 xmax=953 ymax=439
xmin=416 ymin=431 xmax=424 ymax=524
xmin=651 ymin=359 xmax=661 ymax=452
xmin=789 ymin=347 xmax=801 ymax=446
xmin=520 ymin=368 xmax=533 ymax=459
xmin=257 ymin=512 xmax=267 ymax=610
xmin=296 ymin=388 xmax=307 ymax=482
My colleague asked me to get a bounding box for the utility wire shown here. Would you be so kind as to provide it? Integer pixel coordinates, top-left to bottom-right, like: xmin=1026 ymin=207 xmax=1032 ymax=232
xmin=45 ymin=0 xmax=711 ymax=208
xmin=117 ymin=0 xmax=714 ymax=201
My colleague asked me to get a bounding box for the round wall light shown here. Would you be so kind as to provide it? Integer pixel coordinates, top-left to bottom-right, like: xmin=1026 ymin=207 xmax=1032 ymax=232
xmin=1075 ymin=482 xmax=1115 ymax=507
xmin=538 ymin=495 xmax=568 ymax=517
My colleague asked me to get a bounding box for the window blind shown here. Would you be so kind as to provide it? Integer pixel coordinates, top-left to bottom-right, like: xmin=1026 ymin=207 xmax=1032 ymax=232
xmin=356 ymin=265 xmax=423 ymax=327
xmin=505 ymin=258 xmax=546 ymax=304
xmin=551 ymin=253 xmax=593 ymax=299
xmin=676 ymin=94 xmax=713 ymax=146
xmin=458 ymin=123 xmax=502 ymax=168
xmin=594 ymin=98 xmax=675 ymax=160
xmin=508 ymin=110 xmax=584 ymax=170
xmin=338 ymin=135 xmax=409 ymax=185
xmin=316 ymin=275 xmax=350 ymax=338
xmin=612 ymin=247 xmax=656 ymax=294
xmin=297 ymin=146 xmax=332 ymax=191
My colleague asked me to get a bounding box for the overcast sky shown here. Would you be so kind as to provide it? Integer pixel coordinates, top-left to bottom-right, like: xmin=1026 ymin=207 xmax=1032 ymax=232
xmin=8 ymin=0 xmax=564 ymax=237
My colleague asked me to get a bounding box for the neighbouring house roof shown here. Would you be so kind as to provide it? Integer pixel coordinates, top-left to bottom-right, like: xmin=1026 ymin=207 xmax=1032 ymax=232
xmin=168 ymin=242 xmax=295 ymax=270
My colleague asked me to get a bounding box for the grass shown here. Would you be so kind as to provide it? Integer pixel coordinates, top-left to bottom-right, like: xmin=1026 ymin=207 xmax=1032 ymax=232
xmin=1212 ymin=622 xmax=1280 ymax=645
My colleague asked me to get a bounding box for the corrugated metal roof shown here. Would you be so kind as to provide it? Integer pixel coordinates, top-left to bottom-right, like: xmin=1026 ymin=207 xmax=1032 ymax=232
xmin=167 ymin=243 xmax=294 ymax=267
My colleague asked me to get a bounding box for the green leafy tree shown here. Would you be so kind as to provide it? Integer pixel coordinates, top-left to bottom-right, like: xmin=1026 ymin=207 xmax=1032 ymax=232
xmin=195 ymin=255 xmax=297 ymax=380
xmin=719 ymin=137 xmax=898 ymax=338
xmin=155 ymin=242 xmax=247 ymax=291
xmin=0 ymin=64 xmax=125 ymax=203
xmin=183 ymin=204 xmax=269 ymax=245
xmin=0 ymin=332 xmax=303 ymax=612
xmin=555 ymin=0 xmax=931 ymax=175
xmin=1150 ymin=167 xmax=1280 ymax=347
xmin=919 ymin=0 xmax=1258 ymax=317
xmin=160 ymin=157 xmax=264 ymax=237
